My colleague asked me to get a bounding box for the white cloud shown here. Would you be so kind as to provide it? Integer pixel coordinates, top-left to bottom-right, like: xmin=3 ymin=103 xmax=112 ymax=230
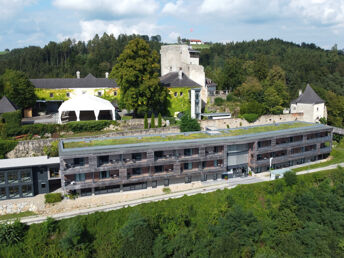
xmin=53 ymin=0 xmax=159 ymax=18
xmin=168 ymin=31 xmax=180 ymax=42
xmin=162 ymin=0 xmax=184 ymax=14
xmin=289 ymin=0 xmax=344 ymax=27
xmin=0 ymin=0 xmax=36 ymax=19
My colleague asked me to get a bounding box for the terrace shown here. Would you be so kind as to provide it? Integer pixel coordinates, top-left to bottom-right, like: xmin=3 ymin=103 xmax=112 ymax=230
xmin=62 ymin=122 xmax=317 ymax=149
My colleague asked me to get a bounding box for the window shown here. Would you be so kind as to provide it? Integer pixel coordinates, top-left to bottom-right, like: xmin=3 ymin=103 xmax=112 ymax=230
xmin=49 ymin=93 xmax=54 ymax=97
xmin=66 ymin=92 xmax=70 ymax=97
xmin=185 ymin=176 xmax=191 ymax=183
xmin=114 ymin=91 xmax=117 ymax=96
xmin=164 ymin=179 xmax=169 ymax=186
xmin=214 ymin=160 xmax=218 ymax=167
xmin=98 ymin=155 xmax=109 ymax=166
xmin=174 ymin=92 xmax=178 ymax=97
xmin=22 ymin=185 xmax=33 ymax=197
xmin=41 ymin=183 xmax=46 ymax=189
xmin=180 ymin=92 xmax=183 ymax=96
xmin=152 ymin=181 xmax=157 ymax=188
xmin=9 ymin=186 xmax=19 ymax=198
xmin=132 ymin=153 xmax=142 ymax=161
xmin=0 ymin=188 xmax=6 ymax=199
xmin=201 ymin=174 xmax=207 ymax=182
xmin=49 ymin=167 xmax=60 ymax=178
xmin=74 ymin=158 xmax=85 ymax=167
xmin=154 ymin=166 xmax=163 ymax=173
xmin=0 ymin=173 xmax=4 ymax=184
xmin=97 ymin=91 xmax=102 ymax=96
xmin=132 ymin=168 xmax=141 ymax=175
xmin=20 ymin=170 xmax=31 ymax=182
xmin=184 ymin=162 xmax=192 ymax=170
xmin=75 ymin=173 xmax=86 ymax=182
xmin=184 ymin=149 xmax=192 ymax=156
xmin=7 ymin=171 xmax=18 ymax=184
xmin=100 ymin=171 xmax=110 ymax=179
xmin=213 ymin=174 xmax=217 ymax=180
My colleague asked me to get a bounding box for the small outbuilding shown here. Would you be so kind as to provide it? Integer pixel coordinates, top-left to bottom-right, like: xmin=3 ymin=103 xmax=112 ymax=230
xmin=58 ymin=94 xmax=116 ymax=124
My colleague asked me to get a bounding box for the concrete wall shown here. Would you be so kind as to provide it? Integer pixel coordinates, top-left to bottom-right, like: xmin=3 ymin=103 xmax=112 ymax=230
xmin=200 ymin=113 xmax=304 ymax=130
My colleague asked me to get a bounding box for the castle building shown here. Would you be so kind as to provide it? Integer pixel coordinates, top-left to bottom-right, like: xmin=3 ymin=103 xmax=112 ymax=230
xmin=290 ymin=84 xmax=327 ymax=123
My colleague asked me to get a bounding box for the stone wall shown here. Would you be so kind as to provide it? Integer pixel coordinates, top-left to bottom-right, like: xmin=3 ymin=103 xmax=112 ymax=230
xmin=0 ymin=195 xmax=45 ymax=215
xmin=200 ymin=113 xmax=304 ymax=130
xmin=6 ymin=127 xmax=180 ymax=158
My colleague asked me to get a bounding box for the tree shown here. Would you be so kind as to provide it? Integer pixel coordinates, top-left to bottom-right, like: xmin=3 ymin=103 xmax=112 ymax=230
xmin=180 ymin=114 xmax=201 ymax=132
xmin=109 ymin=38 xmax=168 ymax=116
xmin=150 ymin=114 xmax=155 ymax=128
xmin=234 ymin=76 xmax=263 ymax=102
xmin=253 ymin=55 xmax=268 ymax=81
xmin=144 ymin=113 xmax=148 ymax=129
xmin=158 ymin=113 xmax=162 ymax=128
xmin=284 ymin=171 xmax=298 ymax=186
xmin=219 ymin=58 xmax=245 ymax=91
xmin=1 ymin=69 xmax=36 ymax=109
xmin=264 ymin=87 xmax=283 ymax=114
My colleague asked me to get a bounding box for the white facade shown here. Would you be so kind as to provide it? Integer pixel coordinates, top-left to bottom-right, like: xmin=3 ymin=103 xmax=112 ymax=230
xmin=290 ymin=103 xmax=327 ymax=123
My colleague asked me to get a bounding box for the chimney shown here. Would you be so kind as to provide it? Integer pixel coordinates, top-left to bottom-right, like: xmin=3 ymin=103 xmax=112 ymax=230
xmin=105 ymin=72 xmax=109 ymax=79
xmin=178 ymin=68 xmax=182 ymax=80
xmin=76 ymin=71 xmax=80 ymax=79
xmin=298 ymin=89 xmax=302 ymax=96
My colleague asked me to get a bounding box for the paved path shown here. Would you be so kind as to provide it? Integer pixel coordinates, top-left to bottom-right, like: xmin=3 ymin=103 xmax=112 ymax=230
xmin=20 ymin=176 xmax=264 ymax=225
xmin=296 ymin=162 xmax=344 ymax=175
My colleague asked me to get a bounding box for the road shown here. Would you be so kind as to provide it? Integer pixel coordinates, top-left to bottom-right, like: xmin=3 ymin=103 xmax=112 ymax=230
xmin=20 ymin=176 xmax=264 ymax=225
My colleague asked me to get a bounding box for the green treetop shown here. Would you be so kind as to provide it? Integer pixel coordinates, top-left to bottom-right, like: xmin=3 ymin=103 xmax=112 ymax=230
xmin=1 ymin=69 xmax=36 ymax=109
xmin=109 ymin=38 xmax=168 ymax=116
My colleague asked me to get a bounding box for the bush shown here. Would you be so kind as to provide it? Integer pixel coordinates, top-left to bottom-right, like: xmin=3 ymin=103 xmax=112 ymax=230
xmin=162 ymin=187 xmax=171 ymax=194
xmin=1 ymin=110 xmax=22 ymax=137
xmin=214 ymin=97 xmax=225 ymax=106
xmin=158 ymin=113 xmax=162 ymax=128
xmin=180 ymin=114 xmax=201 ymax=132
xmin=43 ymin=141 xmax=59 ymax=157
xmin=64 ymin=120 xmax=111 ymax=133
xmin=150 ymin=114 xmax=155 ymax=128
xmin=0 ymin=220 xmax=27 ymax=245
xmin=284 ymin=171 xmax=298 ymax=186
xmin=242 ymin=113 xmax=259 ymax=123
xmin=20 ymin=124 xmax=59 ymax=137
xmin=0 ymin=139 xmax=17 ymax=158
xmin=226 ymin=94 xmax=239 ymax=102
xmin=45 ymin=193 xmax=63 ymax=204
xmin=240 ymin=101 xmax=264 ymax=116
xmin=144 ymin=114 xmax=148 ymax=129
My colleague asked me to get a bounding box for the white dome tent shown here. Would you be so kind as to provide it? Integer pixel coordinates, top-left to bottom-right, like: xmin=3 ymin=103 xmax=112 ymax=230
xmin=58 ymin=95 xmax=116 ymax=124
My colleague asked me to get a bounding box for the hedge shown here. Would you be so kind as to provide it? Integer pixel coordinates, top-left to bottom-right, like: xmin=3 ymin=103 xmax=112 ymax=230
xmin=64 ymin=120 xmax=113 ymax=133
xmin=242 ymin=113 xmax=259 ymax=123
xmin=0 ymin=140 xmax=18 ymax=158
xmin=45 ymin=193 xmax=63 ymax=204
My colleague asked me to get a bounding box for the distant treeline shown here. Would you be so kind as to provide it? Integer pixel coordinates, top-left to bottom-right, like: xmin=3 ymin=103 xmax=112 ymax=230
xmin=0 ymin=33 xmax=162 ymax=78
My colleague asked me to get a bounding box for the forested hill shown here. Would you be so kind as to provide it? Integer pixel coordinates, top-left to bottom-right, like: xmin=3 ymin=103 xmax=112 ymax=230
xmin=0 ymin=33 xmax=162 ymax=78
xmin=200 ymin=38 xmax=344 ymax=98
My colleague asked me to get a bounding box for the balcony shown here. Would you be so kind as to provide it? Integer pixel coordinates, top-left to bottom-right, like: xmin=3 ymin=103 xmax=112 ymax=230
xmin=65 ymin=177 xmax=121 ymax=190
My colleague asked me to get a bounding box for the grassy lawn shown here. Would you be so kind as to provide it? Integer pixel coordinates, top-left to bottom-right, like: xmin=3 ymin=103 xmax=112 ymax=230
xmin=0 ymin=211 xmax=36 ymax=221
xmin=64 ymin=122 xmax=313 ymax=148
xmin=0 ymin=51 xmax=9 ymax=55
xmin=191 ymin=44 xmax=211 ymax=50
xmin=293 ymin=139 xmax=344 ymax=172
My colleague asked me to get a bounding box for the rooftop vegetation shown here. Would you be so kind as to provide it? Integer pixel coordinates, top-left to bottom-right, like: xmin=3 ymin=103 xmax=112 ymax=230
xmin=63 ymin=122 xmax=313 ymax=149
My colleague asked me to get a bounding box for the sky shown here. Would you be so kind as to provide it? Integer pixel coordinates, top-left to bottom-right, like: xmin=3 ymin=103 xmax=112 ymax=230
xmin=1 ymin=0 xmax=344 ymax=50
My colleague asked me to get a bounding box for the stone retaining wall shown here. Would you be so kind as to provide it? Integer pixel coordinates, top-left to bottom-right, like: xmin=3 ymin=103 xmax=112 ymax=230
xmin=6 ymin=127 xmax=180 ymax=158
xmin=0 ymin=195 xmax=45 ymax=215
xmin=200 ymin=113 xmax=304 ymax=130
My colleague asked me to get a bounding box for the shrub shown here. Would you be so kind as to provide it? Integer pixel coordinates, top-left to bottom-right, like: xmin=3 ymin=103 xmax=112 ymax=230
xmin=64 ymin=120 xmax=111 ymax=133
xmin=214 ymin=97 xmax=225 ymax=106
xmin=150 ymin=114 xmax=155 ymax=128
xmin=144 ymin=113 xmax=148 ymax=129
xmin=121 ymin=115 xmax=133 ymax=121
xmin=45 ymin=193 xmax=63 ymax=204
xmin=226 ymin=94 xmax=238 ymax=102
xmin=240 ymin=101 xmax=264 ymax=116
xmin=43 ymin=141 xmax=59 ymax=157
xmin=162 ymin=187 xmax=171 ymax=194
xmin=0 ymin=220 xmax=27 ymax=245
xmin=180 ymin=114 xmax=201 ymax=132
xmin=242 ymin=113 xmax=259 ymax=123
xmin=20 ymin=124 xmax=59 ymax=137
xmin=158 ymin=113 xmax=162 ymax=128
xmin=1 ymin=110 xmax=21 ymax=126
xmin=284 ymin=171 xmax=298 ymax=186
xmin=0 ymin=139 xmax=17 ymax=158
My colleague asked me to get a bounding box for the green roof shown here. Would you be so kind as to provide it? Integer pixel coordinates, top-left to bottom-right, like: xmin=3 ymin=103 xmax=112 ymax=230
xmin=63 ymin=122 xmax=314 ymax=149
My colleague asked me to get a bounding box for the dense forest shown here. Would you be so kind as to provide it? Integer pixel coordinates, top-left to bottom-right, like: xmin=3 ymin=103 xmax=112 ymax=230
xmin=0 ymin=34 xmax=162 ymax=78
xmin=1 ymin=168 xmax=344 ymax=257
xmin=1 ymin=36 xmax=344 ymax=126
